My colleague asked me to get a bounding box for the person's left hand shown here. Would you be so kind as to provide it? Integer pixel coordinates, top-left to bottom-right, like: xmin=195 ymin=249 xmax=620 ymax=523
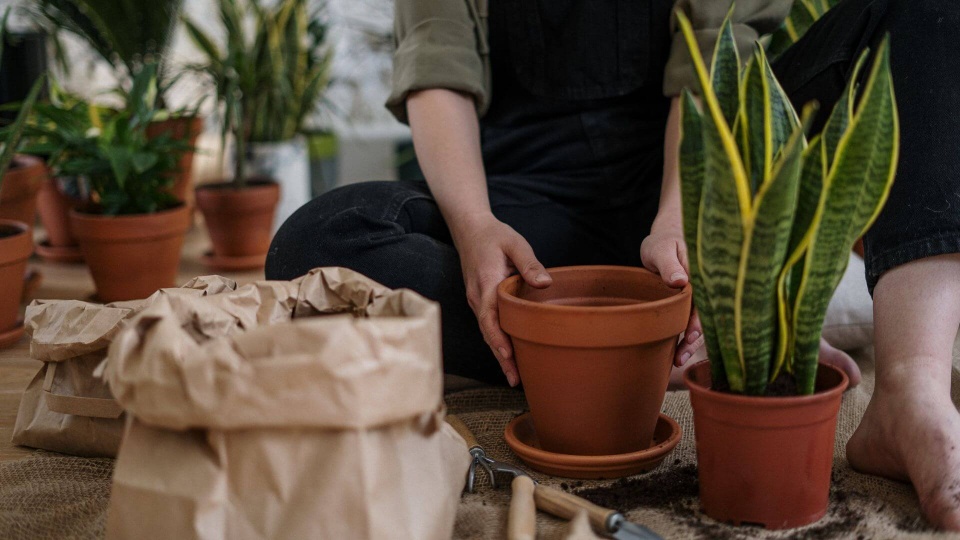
xmin=640 ymin=217 xmax=704 ymax=367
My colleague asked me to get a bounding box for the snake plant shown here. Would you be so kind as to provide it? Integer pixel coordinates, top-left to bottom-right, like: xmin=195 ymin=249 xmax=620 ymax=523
xmin=676 ymin=10 xmax=899 ymax=395
xmin=767 ymin=0 xmax=841 ymax=58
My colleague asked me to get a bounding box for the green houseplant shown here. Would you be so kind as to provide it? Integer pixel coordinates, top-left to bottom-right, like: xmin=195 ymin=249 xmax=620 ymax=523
xmin=0 ymin=72 xmax=43 ymax=348
xmin=767 ymin=0 xmax=841 ymax=58
xmin=54 ymin=64 xmax=191 ymax=302
xmin=30 ymin=0 xmax=203 ymax=203
xmin=676 ymin=9 xmax=898 ymax=529
xmin=184 ymin=0 xmax=331 ymax=270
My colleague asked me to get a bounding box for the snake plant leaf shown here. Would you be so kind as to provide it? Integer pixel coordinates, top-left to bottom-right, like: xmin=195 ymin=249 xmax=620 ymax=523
xmin=677 ymin=10 xmax=752 ymax=391
xmin=679 ymin=89 xmax=726 ymax=387
xmin=710 ymin=10 xmax=741 ymax=129
xmin=823 ymin=50 xmax=869 ymax=168
xmin=791 ymin=38 xmax=898 ymax=393
xmin=736 ymin=105 xmax=813 ymax=394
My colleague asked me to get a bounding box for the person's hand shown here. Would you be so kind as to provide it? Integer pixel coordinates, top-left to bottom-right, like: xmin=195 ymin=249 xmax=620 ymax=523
xmin=452 ymin=213 xmax=552 ymax=386
xmin=640 ymin=216 xmax=704 ymax=367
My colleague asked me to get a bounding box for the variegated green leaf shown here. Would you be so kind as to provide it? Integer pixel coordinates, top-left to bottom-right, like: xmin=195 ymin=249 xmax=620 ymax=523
xmin=710 ymin=9 xmax=741 ymax=129
xmin=791 ymin=38 xmax=898 ymax=393
xmin=679 ymin=89 xmax=726 ymax=387
xmin=823 ymin=50 xmax=868 ymax=168
xmin=677 ymin=11 xmax=752 ymax=391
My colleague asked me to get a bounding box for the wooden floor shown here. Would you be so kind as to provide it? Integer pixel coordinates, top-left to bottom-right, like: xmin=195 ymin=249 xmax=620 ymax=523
xmin=0 ymin=224 xmax=264 ymax=462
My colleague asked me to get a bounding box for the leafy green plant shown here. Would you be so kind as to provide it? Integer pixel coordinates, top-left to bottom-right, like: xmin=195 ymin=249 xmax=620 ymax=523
xmin=48 ymin=64 xmax=187 ymax=215
xmin=677 ymin=10 xmax=899 ymax=395
xmin=0 ymin=9 xmax=44 ymax=195
xmin=182 ymin=0 xmax=332 ymax=187
xmin=29 ymin=0 xmax=183 ymax=92
xmin=767 ymin=0 xmax=841 ymax=58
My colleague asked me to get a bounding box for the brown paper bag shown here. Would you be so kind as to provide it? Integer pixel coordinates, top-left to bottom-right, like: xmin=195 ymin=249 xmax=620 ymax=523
xmin=12 ymin=277 xmax=239 ymax=457
xmin=103 ymin=268 xmax=470 ymax=540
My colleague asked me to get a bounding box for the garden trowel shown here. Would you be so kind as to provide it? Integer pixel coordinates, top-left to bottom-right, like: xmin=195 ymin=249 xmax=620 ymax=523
xmin=445 ymin=414 xmax=662 ymax=540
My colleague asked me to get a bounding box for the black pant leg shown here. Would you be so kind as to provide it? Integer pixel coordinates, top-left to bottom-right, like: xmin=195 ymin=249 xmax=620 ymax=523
xmin=775 ymin=0 xmax=960 ymax=292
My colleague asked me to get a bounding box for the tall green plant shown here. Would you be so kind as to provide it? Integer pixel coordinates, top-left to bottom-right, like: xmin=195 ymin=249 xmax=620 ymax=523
xmin=677 ymin=9 xmax=899 ymax=395
xmin=767 ymin=0 xmax=841 ymax=58
xmin=30 ymin=0 xmax=184 ymax=101
xmin=183 ymin=0 xmax=331 ymax=188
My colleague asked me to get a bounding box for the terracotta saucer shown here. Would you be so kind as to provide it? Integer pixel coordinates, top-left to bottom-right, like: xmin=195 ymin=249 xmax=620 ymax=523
xmin=0 ymin=320 xmax=25 ymax=349
xmin=200 ymin=250 xmax=266 ymax=272
xmin=35 ymin=239 xmax=84 ymax=264
xmin=504 ymin=412 xmax=682 ymax=479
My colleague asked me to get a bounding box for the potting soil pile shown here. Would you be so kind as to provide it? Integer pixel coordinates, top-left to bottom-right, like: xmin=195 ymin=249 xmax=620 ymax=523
xmin=1 ymin=344 xmax=958 ymax=538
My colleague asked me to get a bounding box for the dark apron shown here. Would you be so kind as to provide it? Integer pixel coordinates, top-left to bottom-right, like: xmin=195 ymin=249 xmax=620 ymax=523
xmin=480 ymin=0 xmax=675 ymax=214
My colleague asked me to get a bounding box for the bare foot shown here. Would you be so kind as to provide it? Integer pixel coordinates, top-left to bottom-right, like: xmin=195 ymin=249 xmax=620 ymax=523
xmin=819 ymin=338 xmax=862 ymax=387
xmin=847 ymin=369 xmax=960 ymax=530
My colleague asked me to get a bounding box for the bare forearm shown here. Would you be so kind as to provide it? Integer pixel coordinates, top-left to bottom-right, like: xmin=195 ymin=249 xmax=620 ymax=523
xmin=407 ymin=89 xmax=491 ymax=242
xmin=656 ymin=97 xmax=684 ymax=229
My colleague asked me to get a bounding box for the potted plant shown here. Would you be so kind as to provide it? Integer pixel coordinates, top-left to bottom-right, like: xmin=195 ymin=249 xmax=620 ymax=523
xmin=0 ymin=75 xmax=43 ymax=348
xmin=54 ymin=64 xmax=190 ymax=302
xmin=675 ymin=11 xmax=898 ymax=529
xmin=184 ymin=0 xmax=331 ymax=269
xmin=29 ymin=0 xmax=202 ymax=203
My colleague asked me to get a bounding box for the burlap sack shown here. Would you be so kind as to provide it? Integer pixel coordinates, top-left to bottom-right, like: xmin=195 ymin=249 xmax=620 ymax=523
xmin=11 ymin=276 xmax=238 ymax=458
xmin=102 ymin=267 xmax=471 ymax=540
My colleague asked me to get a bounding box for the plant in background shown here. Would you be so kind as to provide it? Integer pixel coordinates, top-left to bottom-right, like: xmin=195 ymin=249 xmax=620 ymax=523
xmin=767 ymin=0 xmax=841 ymax=57
xmin=0 ymin=10 xmax=44 ymax=188
xmin=27 ymin=0 xmax=184 ymax=105
xmin=677 ymin=10 xmax=898 ymax=395
xmin=52 ymin=64 xmax=187 ymax=215
xmin=183 ymin=0 xmax=332 ymax=188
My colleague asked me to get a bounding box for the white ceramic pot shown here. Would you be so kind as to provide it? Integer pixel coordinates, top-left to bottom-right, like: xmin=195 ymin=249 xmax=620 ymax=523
xmin=246 ymin=135 xmax=311 ymax=232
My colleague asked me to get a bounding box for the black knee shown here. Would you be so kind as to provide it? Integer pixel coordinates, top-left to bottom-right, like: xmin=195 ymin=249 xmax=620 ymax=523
xmin=266 ymin=181 xmax=395 ymax=280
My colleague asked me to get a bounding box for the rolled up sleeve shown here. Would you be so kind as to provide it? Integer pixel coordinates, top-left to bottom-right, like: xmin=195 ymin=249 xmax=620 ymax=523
xmin=386 ymin=0 xmax=489 ymax=123
xmin=663 ymin=0 xmax=793 ymax=96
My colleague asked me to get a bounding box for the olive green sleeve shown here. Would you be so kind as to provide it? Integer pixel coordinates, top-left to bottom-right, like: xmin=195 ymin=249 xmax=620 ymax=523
xmin=385 ymin=0 xmax=490 ymax=124
xmin=663 ymin=0 xmax=793 ymax=96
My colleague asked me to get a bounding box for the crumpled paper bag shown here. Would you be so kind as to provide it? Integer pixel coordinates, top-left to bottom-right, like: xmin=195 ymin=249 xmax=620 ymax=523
xmin=103 ymin=267 xmax=470 ymax=540
xmin=11 ymin=276 xmax=237 ymax=457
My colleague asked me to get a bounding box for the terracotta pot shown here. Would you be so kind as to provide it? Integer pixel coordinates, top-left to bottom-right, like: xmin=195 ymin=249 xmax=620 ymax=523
xmin=195 ymin=179 xmax=279 ymax=259
xmin=0 ymin=220 xmax=32 ymax=334
xmin=36 ymin=174 xmax=79 ymax=247
xmin=684 ymin=360 xmax=849 ymax=529
xmin=498 ymin=265 xmax=692 ymax=456
xmin=0 ymin=155 xmax=45 ymax=229
xmin=147 ymin=116 xmax=204 ymax=204
xmin=70 ymin=205 xmax=191 ymax=303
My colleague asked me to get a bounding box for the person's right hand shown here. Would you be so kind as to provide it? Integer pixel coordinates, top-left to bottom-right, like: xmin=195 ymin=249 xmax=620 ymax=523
xmin=452 ymin=213 xmax=552 ymax=387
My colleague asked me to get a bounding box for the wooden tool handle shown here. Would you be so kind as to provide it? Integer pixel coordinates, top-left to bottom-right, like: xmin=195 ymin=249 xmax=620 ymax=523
xmin=534 ymin=484 xmax=616 ymax=533
xmin=445 ymin=414 xmax=480 ymax=450
xmin=508 ymin=476 xmax=537 ymax=540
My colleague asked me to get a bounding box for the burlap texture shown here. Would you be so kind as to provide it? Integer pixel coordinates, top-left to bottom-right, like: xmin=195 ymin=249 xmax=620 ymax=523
xmin=1 ymin=346 xmax=957 ymax=539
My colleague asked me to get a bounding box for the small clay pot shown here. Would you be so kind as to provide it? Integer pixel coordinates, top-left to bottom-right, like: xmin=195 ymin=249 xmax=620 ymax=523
xmin=70 ymin=205 xmax=191 ymax=303
xmin=195 ymin=179 xmax=280 ymax=263
xmin=147 ymin=116 xmax=204 ymax=204
xmin=0 ymin=155 xmax=46 ymax=229
xmin=0 ymin=219 xmax=32 ymax=338
xmin=498 ymin=266 xmax=692 ymax=456
xmin=36 ymin=174 xmax=79 ymax=248
xmin=684 ymin=360 xmax=849 ymax=529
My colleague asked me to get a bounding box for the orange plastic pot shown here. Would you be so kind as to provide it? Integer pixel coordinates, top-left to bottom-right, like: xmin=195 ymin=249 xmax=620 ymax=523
xmin=684 ymin=360 xmax=849 ymax=529
xmin=498 ymin=266 xmax=692 ymax=456
xmin=70 ymin=205 xmax=191 ymax=302
xmin=147 ymin=116 xmax=203 ymax=204
xmin=195 ymin=179 xmax=279 ymax=259
xmin=0 ymin=220 xmax=32 ymax=335
xmin=0 ymin=155 xmax=45 ymax=229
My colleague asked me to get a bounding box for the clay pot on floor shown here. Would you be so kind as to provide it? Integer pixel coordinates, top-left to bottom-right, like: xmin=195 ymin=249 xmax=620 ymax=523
xmin=147 ymin=115 xmax=203 ymax=205
xmin=0 ymin=220 xmax=32 ymax=348
xmin=684 ymin=360 xmax=849 ymax=529
xmin=35 ymin=174 xmax=86 ymax=263
xmin=70 ymin=205 xmax=191 ymax=303
xmin=195 ymin=179 xmax=280 ymax=270
xmin=0 ymin=155 xmax=45 ymax=229
xmin=498 ymin=265 xmax=692 ymax=456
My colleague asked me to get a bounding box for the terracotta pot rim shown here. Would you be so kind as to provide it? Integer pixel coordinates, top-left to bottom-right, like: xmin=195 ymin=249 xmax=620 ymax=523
xmin=683 ymin=360 xmax=849 ymax=407
xmin=69 ymin=203 xmax=189 ymax=221
xmin=498 ymin=265 xmax=692 ymax=314
xmin=0 ymin=218 xmax=30 ymax=236
xmin=0 ymin=219 xmax=33 ymax=266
